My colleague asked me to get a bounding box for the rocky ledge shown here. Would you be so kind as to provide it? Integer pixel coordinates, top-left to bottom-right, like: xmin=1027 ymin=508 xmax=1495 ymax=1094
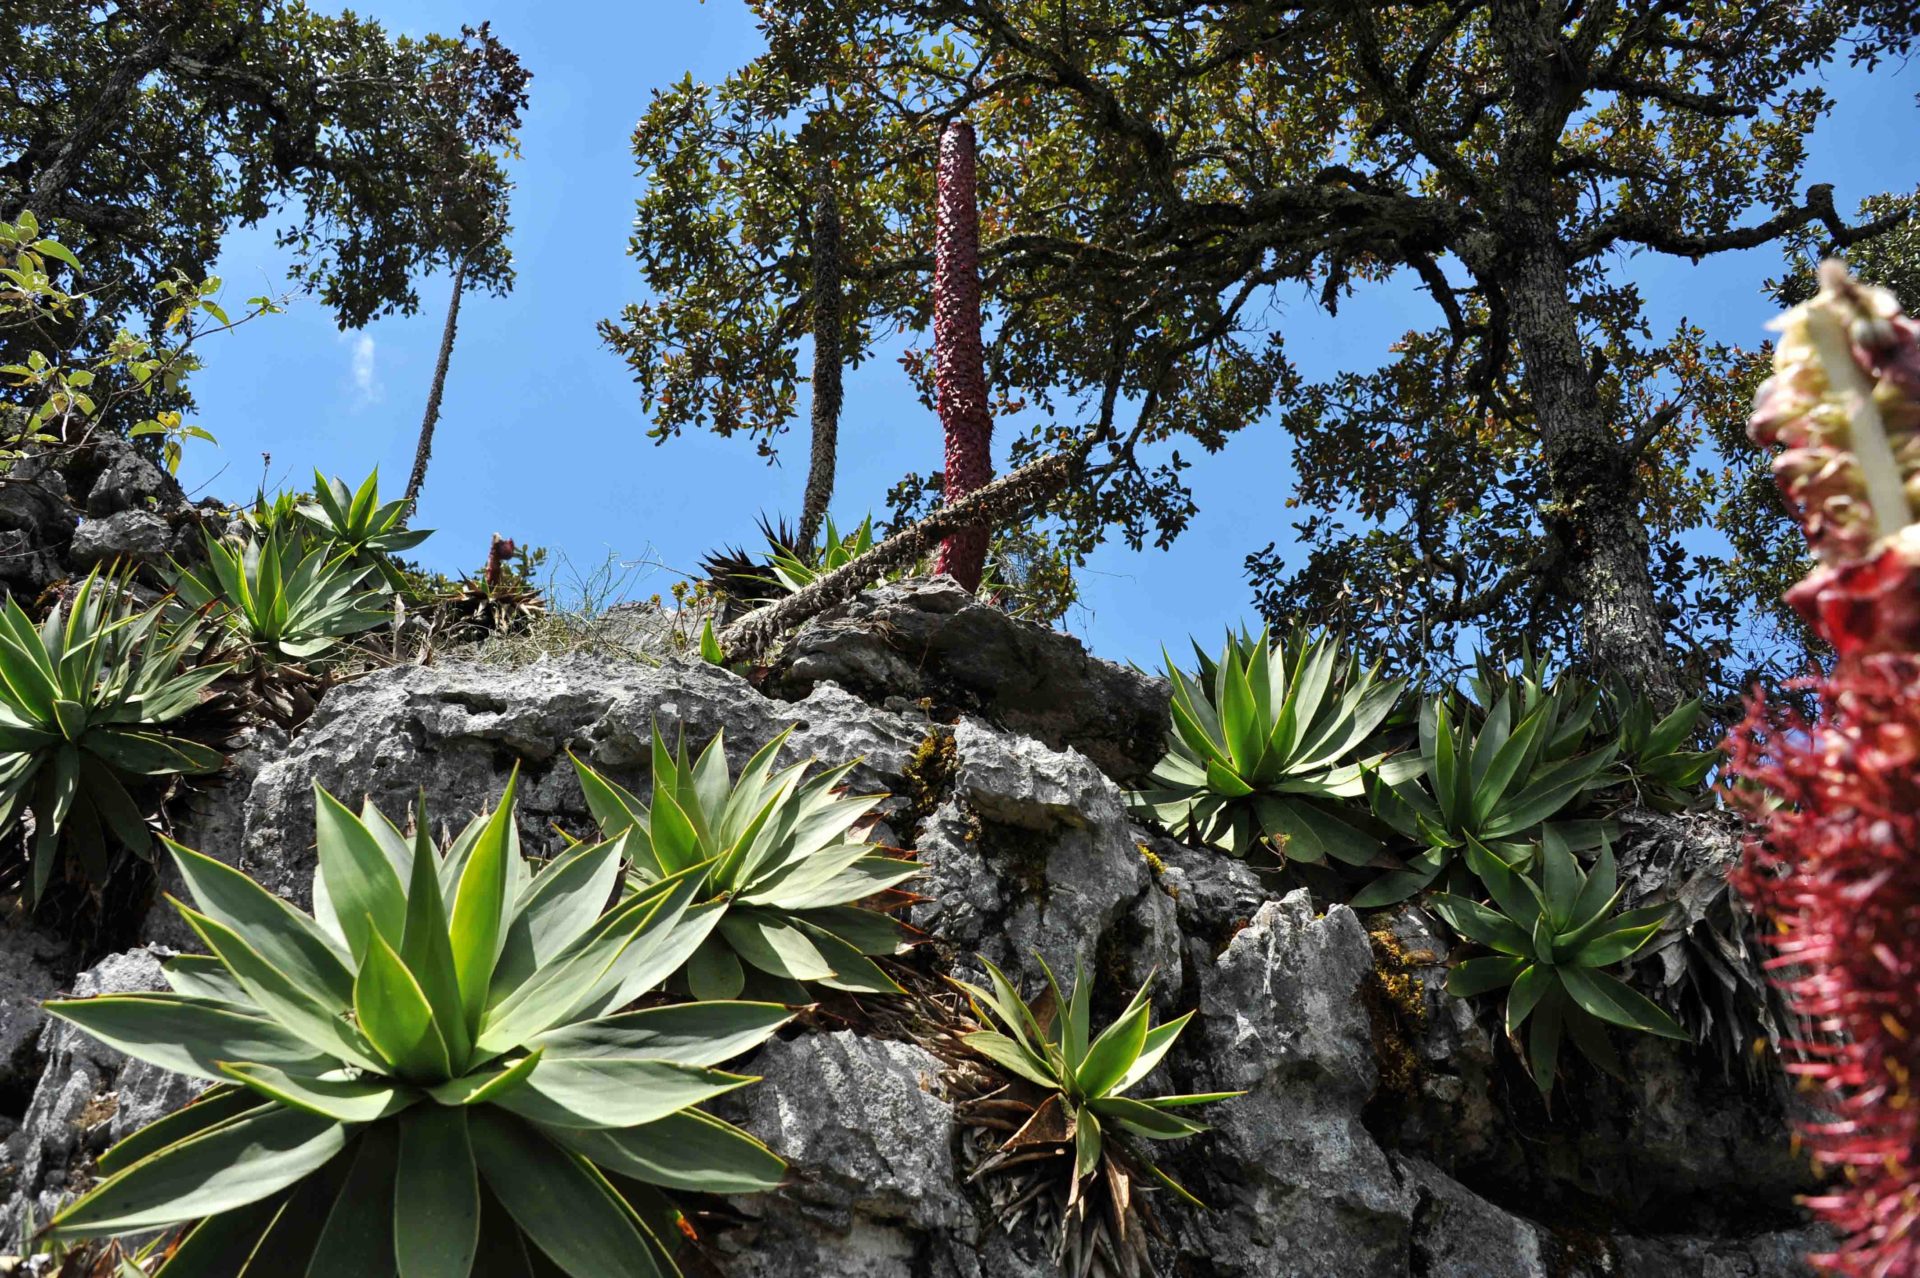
xmin=0 ymin=582 xmax=1820 ymax=1275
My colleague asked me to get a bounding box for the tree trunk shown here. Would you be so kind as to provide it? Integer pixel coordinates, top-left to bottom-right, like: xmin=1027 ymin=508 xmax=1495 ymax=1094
xmin=931 ymin=120 xmax=994 ymax=592
xmin=404 ymin=256 xmax=467 ymax=520
xmin=15 ymin=33 xmax=171 ymax=221
xmin=1503 ymin=227 xmax=1681 ymax=703
xmin=797 ymin=182 xmax=843 ymax=552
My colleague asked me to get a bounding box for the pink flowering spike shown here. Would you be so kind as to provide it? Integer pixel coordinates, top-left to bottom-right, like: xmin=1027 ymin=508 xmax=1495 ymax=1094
xmin=1729 ymin=263 xmax=1920 ymax=1277
xmin=931 ymin=119 xmax=994 ymax=593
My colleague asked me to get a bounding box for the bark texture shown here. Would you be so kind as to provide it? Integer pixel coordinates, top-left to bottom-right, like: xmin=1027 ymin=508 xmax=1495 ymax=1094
xmin=404 ymin=256 xmax=467 ymax=518
xmin=796 ymin=183 xmax=843 ymax=553
xmin=930 ymin=120 xmax=994 ymax=592
xmin=721 ymin=450 xmax=1075 ymax=663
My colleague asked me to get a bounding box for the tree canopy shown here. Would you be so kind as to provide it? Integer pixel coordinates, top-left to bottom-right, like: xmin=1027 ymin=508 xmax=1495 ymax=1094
xmin=0 ymin=0 xmax=529 ymax=388
xmin=610 ymin=0 xmax=1915 ymax=705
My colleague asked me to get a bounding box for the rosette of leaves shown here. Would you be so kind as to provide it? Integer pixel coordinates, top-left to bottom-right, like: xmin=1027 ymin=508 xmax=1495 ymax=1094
xmin=1595 ymin=686 xmax=1719 ymax=812
xmin=169 ymin=528 xmax=391 ymax=671
xmin=1434 ymin=832 xmax=1686 ymax=1093
xmin=40 ymin=776 xmax=789 ymax=1277
xmin=1128 ymin=627 xmax=1408 ymax=865
xmin=1357 ymin=691 xmax=1616 ymax=907
xmin=955 ymin=955 xmax=1239 ymax=1275
xmin=571 ymin=723 xmax=917 ymax=1001
xmin=298 ymin=468 xmax=433 ymax=591
xmin=0 ymin=568 xmax=225 ymax=906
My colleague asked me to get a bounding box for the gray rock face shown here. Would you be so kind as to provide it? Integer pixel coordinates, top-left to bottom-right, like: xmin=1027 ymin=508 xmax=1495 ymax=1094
xmin=0 ymin=626 xmax=1818 ymax=1274
xmin=1 ymin=949 xmax=203 ymax=1249
xmin=67 ymin=509 xmax=175 ymax=569
xmin=80 ymin=440 xmax=183 ymax=518
xmin=0 ymin=922 xmax=68 ymax=1132
xmin=770 ymin=579 xmax=1169 ymax=785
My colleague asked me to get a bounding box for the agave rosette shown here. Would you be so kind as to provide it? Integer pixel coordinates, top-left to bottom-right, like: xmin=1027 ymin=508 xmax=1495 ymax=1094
xmin=0 ymin=567 xmax=226 ymax=904
xmin=298 ymin=468 xmax=432 ymax=591
xmin=572 ymin=723 xmax=917 ymax=1001
xmin=1435 ymin=831 xmax=1685 ymax=1093
xmin=1130 ymin=627 xmax=1409 ymax=865
xmin=169 ymin=527 xmax=390 ymax=666
xmin=1357 ymin=690 xmax=1616 ymax=907
xmin=41 ymin=777 xmax=788 ymax=1277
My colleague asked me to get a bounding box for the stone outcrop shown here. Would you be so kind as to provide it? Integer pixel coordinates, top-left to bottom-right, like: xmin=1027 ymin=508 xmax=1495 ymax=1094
xmin=0 ymin=587 xmax=1821 ymax=1274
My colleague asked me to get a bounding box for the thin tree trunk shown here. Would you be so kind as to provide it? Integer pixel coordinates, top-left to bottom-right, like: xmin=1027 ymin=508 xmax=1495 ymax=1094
xmin=796 ymin=182 xmax=843 ymax=553
xmin=1504 ymin=226 xmax=1681 ymax=704
xmin=721 ymin=450 xmax=1075 ymax=663
xmin=931 ymin=120 xmax=994 ymax=591
xmin=404 ymin=256 xmax=467 ymax=519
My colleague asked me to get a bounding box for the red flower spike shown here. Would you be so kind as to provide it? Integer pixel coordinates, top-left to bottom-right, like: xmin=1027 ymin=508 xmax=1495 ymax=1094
xmin=930 ymin=119 xmax=994 ymax=593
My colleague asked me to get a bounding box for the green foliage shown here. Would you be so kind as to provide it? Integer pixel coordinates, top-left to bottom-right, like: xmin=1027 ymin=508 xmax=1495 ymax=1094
xmin=298 ymin=468 xmax=432 ymax=591
xmin=0 ymin=216 xmax=266 ymax=471
xmin=42 ymin=779 xmax=788 ymax=1276
xmin=1358 ymin=691 xmax=1616 ymax=907
xmin=764 ymin=514 xmax=875 ymax=596
xmin=1433 ymin=832 xmax=1686 ymax=1094
xmin=1129 ymin=628 xmax=1406 ymax=865
xmin=0 ymin=569 xmax=225 ymax=906
xmin=956 ymin=954 xmax=1239 ymax=1200
xmin=168 ymin=529 xmax=391 ymax=669
xmin=571 ymin=725 xmax=917 ymax=1001
xmin=1595 ymin=687 xmax=1720 ymax=812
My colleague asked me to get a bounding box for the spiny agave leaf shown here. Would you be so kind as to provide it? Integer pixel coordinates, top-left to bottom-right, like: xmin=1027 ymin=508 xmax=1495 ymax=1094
xmin=533 ymin=1001 xmax=791 ymax=1066
xmin=1527 ymin=988 xmax=1566 ymax=1093
xmin=400 ymin=811 xmax=470 ymax=1068
xmin=470 ymin=1110 xmax=668 ymax=1278
xmin=396 ymin=1103 xmax=481 ymax=1278
xmin=42 ymin=994 xmax=334 ymax=1084
xmin=1538 ymin=826 xmax=1582 ymax=923
xmin=544 ymin=1110 xmax=786 ymax=1195
xmin=494 ymin=836 xmax=625 ymax=993
xmin=796 ymin=919 xmax=903 ymax=994
xmin=47 ymin=1105 xmax=349 ymax=1238
xmin=964 ymin=1030 xmax=1058 ymax=1088
xmin=1427 ymin=894 xmax=1530 ymax=957
xmin=1505 ymin=964 xmax=1554 ymax=1036
xmin=1446 ymin=956 xmax=1526 ymax=999
xmin=1114 ymin=1011 xmax=1192 ymax=1095
xmin=1076 ymin=994 xmax=1150 ymax=1099
xmin=569 ymin=753 xmax=648 ymax=841
xmin=1073 ymin=1107 xmax=1103 ymax=1181
xmin=149 ymin=1190 xmax=291 ymax=1276
xmin=718 ymin=909 xmax=836 ymax=981
xmin=95 ymin=1088 xmax=263 ymax=1177
xmin=428 ymin=1047 xmax=544 ymax=1108
xmin=685 ymin=933 xmax=746 ymax=1001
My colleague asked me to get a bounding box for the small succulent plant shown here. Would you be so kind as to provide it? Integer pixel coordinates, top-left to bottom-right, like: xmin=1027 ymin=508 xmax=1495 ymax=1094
xmin=298 ymin=467 xmax=432 ymax=591
xmin=40 ymin=776 xmax=788 ymax=1276
xmin=572 ymin=723 xmax=917 ymax=1001
xmin=1434 ymin=832 xmax=1683 ymax=1093
xmin=0 ymin=567 xmax=225 ymax=905
xmin=955 ymin=954 xmax=1239 ymax=1275
xmin=170 ymin=527 xmax=390 ymax=668
xmin=1130 ymin=627 xmax=1407 ymax=866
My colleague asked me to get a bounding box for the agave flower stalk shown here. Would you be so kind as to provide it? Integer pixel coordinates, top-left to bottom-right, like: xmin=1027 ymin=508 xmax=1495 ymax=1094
xmin=1728 ymin=263 xmax=1920 ymax=1278
xmin=572 ymin=723 xmax=918 ymax=1002
xmin=40 ymin=778 xmax=788 ymax=1277
xmin=931 ymin=118 xmax=994 ymax=593
xmin=0 ymin=568 xmax=226 ymax=905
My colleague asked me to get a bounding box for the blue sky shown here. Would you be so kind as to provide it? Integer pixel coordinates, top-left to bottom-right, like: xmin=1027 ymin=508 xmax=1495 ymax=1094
xmin=174 ymin=3 xmax=1920 ymax=670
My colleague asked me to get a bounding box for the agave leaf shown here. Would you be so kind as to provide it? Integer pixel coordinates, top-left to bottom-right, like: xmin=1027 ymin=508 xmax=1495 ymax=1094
xmin=1527 ymin=987 xmax=1566 ymax=1094
xmin=469 ymin=1111 xmax=667 ymax=1278
xmin=42 ymin=994 xmax=333 ymax=1084
xmin=1113 ymin=1012 xmax=1192 ymax=1095
xmin=1558 ymin=967 xmax=1689 ymax=1039
xmin=719 ymin=909 xmax=836 ymax=981
xmin=215 ymin=1061 xmax=414 ymax=1124
xmin=533 ymin=1002 xmax=791 ymax=1066
xmin=544 ymin=1110 xmax=786 ymax=1195
xmin=1088 ymin=1095 xmax=1208 ymax=1141
xmin=1504 ymin=964 xmax=1553 ymax=1036
xmin=304 ymin=1122 xmax=398 ymax=1277
xmin=966 ymin=1030 xmax=1058 ymax=1088
xmin=95 ymin=1088 xmax=263 ymax=1177
xmin=450 ymin=772 xmax=520 ymax=1031
xmin=1446 ymin=955 xmax=1526 ymax=999
xmin=47 ymin=1105 xmax=348 ymax=1238
xmin=313 ymin=787 xmax=407 ymax=966
xmin=396 ymin=1103 xmax=481 ymax=1278
xmin=354 ymin=930 xmax=453 ymax=1081
xmin=166 ymin=840 xmax=354 ymax=1008
xmin=1076 ymin=994 xmax=1150 ymax=1099
xmin=685 ymin=933 xmax=746 ymax=1000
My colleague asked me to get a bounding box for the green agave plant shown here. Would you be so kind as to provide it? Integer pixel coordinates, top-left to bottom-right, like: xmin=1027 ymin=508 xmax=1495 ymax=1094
xmin=764 ymin=513 xmax=874 ymax=595
xmin=571 ymin=724 xmax=917 ymax=1002
xmin=41 ymin=776 xmax=790 ymax=1277
xmin=0 ymin=568 xmax=225 ymax=906
xmin=1597 ymin=686 xmax=1720 ymax=812
xmin=299 ymin=468 xmax=432 ymax=591
xmin=956 ymin=955 xmax=1239 ymax=1202
xmin=1434 ymin=832 xmax=1686 ymax=1094
xmin=1356 ymin=691 xmax=1616 ymax=907
xmin=170 ymin=528 xmax=390 ymax=667
xmin=1128 ymin=627 xmax=1409 ymax=865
